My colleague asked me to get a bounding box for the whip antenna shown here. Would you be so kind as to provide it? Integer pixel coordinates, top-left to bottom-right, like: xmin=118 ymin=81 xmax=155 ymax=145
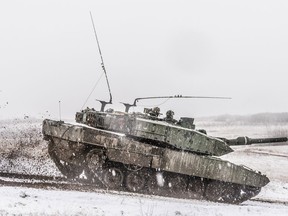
xmin=59 ymin=100 xmax=62 ymax=121
xmin=122 ymin=95 xmax=231 ymax=112
xmin=90 ymin=11 xmax=112 ymax=111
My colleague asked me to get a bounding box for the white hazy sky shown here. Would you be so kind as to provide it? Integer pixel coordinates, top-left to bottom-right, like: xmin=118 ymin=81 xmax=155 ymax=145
xmin=0 ymin=0 xmax=288 ymax=120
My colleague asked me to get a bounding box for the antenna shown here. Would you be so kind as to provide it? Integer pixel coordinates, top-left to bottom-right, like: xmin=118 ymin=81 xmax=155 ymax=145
xmin=59 ymin=100 xmax=62 ymax=121
xmin=122 ymin=95 xmax=231 ymax=112
xmin=89 ymin=11 xmax=112 ymax=112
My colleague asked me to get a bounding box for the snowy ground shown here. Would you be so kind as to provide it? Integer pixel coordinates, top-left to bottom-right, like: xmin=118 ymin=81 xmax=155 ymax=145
xmin=0 ymin=186 xmax=288 ymax=216
xmin=0 ymin=118 xmax=288 ymax=215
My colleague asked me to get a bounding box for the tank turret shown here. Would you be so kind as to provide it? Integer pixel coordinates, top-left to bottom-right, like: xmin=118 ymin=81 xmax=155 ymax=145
xmin=75 ymin=107 xmax=234 ymax=157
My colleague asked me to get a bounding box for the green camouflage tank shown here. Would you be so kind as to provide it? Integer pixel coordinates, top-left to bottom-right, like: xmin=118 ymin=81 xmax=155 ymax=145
xmin=42 ymin=106 xmax=287 ymax=204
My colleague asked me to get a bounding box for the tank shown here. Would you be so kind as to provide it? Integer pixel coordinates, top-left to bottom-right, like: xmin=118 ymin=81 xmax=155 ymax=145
xmin=42 ymin=106 xmax=288 ymax=204
xmin=42 ymin=19 xmax=288 ymax=203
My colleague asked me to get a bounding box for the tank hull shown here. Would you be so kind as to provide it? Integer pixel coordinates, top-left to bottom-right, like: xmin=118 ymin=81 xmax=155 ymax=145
xmin=42 ymin=119 xmax=269 ymax=204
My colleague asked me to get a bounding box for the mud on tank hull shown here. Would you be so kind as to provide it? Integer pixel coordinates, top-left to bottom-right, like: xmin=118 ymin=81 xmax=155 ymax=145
xmin=42 ymin=119 xmax=269 ymax=204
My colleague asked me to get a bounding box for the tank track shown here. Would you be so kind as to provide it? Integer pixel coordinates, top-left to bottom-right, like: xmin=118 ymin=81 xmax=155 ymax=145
xmin=47 ymin=137 xmax=261 ymax=204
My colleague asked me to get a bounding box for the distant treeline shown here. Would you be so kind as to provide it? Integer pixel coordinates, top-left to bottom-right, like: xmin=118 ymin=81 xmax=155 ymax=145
xmin=201 ymin=113 xmax=288 ymax=124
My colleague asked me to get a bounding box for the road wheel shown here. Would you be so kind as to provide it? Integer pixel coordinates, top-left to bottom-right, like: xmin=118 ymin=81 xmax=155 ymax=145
xmin=103 ymin=167 xmax=124 ymax=189
xmin=126 ymin=170 xmax=146 ymax=192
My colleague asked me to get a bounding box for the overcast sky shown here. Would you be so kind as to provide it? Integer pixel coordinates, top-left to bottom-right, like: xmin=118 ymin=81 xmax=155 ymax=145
xmin=0 ymin=0 xmax=288 ymax=120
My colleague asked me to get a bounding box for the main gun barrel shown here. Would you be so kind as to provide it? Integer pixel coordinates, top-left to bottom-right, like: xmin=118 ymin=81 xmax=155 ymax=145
xmin=221 ymin=136 xmax=288 ymax=146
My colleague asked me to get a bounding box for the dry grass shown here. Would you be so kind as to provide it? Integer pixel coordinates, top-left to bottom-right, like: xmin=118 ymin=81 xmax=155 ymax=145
xmin=0 ymin=118 xmax=47 ymax=160
xmin=266 ymin=125 xmax=288 ymax=138
xmin=196 ymin=113 xmax=288 ymax=139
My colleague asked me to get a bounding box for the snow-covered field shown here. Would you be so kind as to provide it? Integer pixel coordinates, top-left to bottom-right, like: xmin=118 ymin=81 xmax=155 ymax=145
xmin=0 ymin=186 xmax=287 ymax=216
xmin=0 ymin=118 xmax=288 ymax=215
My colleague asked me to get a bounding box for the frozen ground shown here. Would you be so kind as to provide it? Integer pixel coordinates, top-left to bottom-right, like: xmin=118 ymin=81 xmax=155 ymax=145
xmin=0 ymin=186 xmax=287 ymax=216
xmin=0 ymin=118 xmax=288 ymax=215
